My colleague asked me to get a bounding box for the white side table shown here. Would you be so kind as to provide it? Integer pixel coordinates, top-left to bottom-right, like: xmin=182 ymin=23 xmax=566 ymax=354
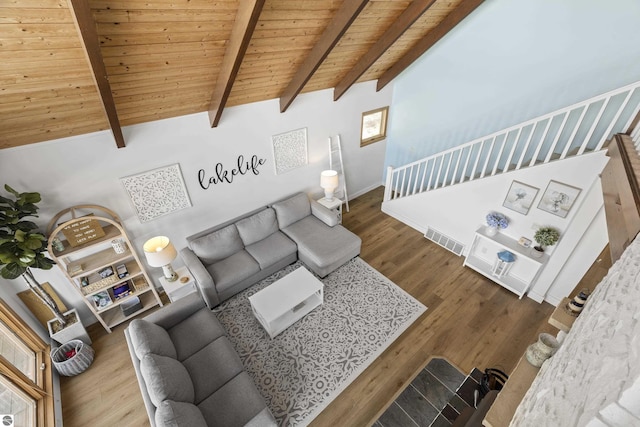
xmin=316 ymin=197 xmax=343 ymax=223
xmin=159 ymin=266 xmax=197 ymax=303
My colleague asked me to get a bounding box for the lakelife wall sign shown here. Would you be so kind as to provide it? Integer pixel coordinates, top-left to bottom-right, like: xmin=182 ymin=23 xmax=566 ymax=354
xmin=198 ymin=154 xmax=267 ymax=189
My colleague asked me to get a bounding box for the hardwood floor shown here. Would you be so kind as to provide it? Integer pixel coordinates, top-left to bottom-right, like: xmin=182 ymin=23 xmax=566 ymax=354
xmin=60 ymin=186 xmax=556 ymax=427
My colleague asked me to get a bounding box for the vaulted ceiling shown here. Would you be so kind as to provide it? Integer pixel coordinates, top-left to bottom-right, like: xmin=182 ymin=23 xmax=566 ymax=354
xmin=1 ymin=0 xmax=483 ymax=150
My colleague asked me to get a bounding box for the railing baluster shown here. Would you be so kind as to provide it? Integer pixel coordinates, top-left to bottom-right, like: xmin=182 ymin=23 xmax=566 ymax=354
xmin=452 ymin=148 xmax=463 ymax=184
xmin=504 ymin=128 xmax=521 ymax=173
xmin=460 ymin=146 xmax=471 ymax=183
xmin=399 ymin=168 xmax=407 ymax=197
xmin=516 ymin=124 xmax=536 ymax=169
xmin=480 ymin=138 xmax=495 ymax=178
xmin=578 ymin=98 xmax=611 ymax=155
xmin=560 ymin=106 xmax=588 ymax=159
xmin=544 ymin=111 xmax=570 ymax=163
xmin=419 ymin=159 xmax=429 ymax=193
xmin=435 ymin=155 xmax=444 ymax=189
xmin=443 ymin=152 xmax=453 ymax=187
xmin=491 ymin=134 xmax=505 ymax=176
xmin=529 ymin=118 xmax=553 ymax=167
xmin=470 ymin=141 xmax=484 ymax=180
xmin=427 ymin=158 xmax=436 ymax=190
xmin=597 ymin=90 xmax=634 ymax=150
xmin=407 ymin=165 xmax=415 ymax=195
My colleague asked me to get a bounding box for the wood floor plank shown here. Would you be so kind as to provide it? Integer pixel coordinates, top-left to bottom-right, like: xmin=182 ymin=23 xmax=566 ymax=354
xmin=60 ymin=186 xmax=555 ymax=427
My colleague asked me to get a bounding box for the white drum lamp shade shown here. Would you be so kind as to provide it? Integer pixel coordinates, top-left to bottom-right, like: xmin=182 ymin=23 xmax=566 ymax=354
xmin=320 ymin=170 xmax=339 ymax=201
xmin=143 ymin=236 xmax=178 ymax=281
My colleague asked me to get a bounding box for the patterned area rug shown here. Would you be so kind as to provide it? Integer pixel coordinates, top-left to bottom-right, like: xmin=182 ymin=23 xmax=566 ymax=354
xmin=215 ymin=257 xmax=427 ymax=426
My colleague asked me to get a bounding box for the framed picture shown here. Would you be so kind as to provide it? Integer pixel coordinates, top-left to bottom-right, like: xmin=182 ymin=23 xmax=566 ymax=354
xmin=360 ymin=106 xmax=389 ymax=146
xmin=271 ymin=128 xmax=308 ymax=175
xmin=537 ymin=180 xmax=582 ymax=218
xmin=502 ymin=180 xmax=539 ymax=215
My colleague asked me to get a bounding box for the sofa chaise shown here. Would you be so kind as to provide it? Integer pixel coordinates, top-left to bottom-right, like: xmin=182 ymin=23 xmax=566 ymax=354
xmin=180 ymin=192 xmax=361 ymax=308
xmin=125 ymin=292 xmax=277 ymax=427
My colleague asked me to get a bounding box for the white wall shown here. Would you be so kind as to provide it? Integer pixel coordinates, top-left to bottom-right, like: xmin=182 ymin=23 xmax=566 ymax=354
xmin=382 ymin=151 xmax=609 ymax=304
xmin=0 ymin=81 xmax=393 ymax=327
xmin=386 ymin=0 xmax=640 ymax=171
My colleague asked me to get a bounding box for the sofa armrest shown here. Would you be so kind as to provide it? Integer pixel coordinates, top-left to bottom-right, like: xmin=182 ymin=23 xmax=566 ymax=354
xmin=310 ymin=200 xmax=339 ymax=227
xmin=180 ymin=247 xmax=221 ymax=308
xmin=143 ymin=292 xmax=206 ymax=329
xmin=124 ymin=329 xmax=157 ymax=426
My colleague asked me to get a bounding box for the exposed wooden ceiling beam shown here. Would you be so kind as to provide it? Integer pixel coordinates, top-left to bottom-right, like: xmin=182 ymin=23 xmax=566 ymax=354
xmin=376 ymin=0 xmax=485 ymax=92
xmin=67 ymin=0 xmax=125 ymax=149
xmin=279 ymin=0 xmax=369 ymax=113
xmin=208 ymin=0 xmax=265 ymax=127
xmin=334 ymin=0 xmax=437 ymax=101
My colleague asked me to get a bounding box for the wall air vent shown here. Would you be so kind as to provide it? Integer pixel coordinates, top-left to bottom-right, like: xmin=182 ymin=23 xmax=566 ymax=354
xmin=424 ymin=227 xmax=465 ymax=256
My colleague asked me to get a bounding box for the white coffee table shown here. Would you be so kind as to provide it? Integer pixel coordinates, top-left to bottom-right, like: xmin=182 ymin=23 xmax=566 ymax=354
xmin=248 ymin=267 xmax=323 ymax=338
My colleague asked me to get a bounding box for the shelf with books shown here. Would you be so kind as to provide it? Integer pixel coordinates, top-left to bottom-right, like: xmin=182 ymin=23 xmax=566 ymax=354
xmin=47 ymin=205 xmax=163 ymax=333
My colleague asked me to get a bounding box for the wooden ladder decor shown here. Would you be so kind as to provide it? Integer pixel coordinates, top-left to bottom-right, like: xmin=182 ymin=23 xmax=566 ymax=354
xmin=328 ymin=135 xmax=350 ymax=212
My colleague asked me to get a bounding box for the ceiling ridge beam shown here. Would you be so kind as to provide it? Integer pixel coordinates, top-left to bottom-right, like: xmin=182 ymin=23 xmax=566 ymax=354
xmin=67 ymin=0 xmax=125 ymax=148
xmin=376 ymin=0 xmax=485 ymax=92
xmin=208 ymin=0 xmax=265 ymax=128
xmin=279 ymin=0 xmax=369 ymax=113
xmin=334 ymin=0 xmax=438 ymax=102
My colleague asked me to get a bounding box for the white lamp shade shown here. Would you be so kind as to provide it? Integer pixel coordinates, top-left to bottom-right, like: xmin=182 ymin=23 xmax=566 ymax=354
xmin=143 ymin=236 xmax=177 ymax=267
xmin=320 ymin=170 xmax=339 ymax=190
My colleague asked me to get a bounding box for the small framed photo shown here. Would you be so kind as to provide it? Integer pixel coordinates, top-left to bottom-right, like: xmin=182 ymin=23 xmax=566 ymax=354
xmin=360 ymin=106 xmax=389 ymax=146
xmin=503 ymin=180 xmax=539 ymax=215
xmin=98 ymin=266 xmax=114 ymax=279
xmin=537 ymin=180 xmax=582 ymax=218
xmin=518 ymin=237 xmax=532 ymax=248
xmin=91 ymin=291 xmax=112 ymax=309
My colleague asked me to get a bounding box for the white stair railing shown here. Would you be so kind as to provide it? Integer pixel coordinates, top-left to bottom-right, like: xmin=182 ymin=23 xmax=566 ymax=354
xmin=384 ymin=81 xmax=640 ymax=202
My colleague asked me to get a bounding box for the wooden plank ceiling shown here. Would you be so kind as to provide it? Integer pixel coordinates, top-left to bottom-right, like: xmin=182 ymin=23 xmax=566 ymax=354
xmin=0 ymin=0 xmax=482 ymax=149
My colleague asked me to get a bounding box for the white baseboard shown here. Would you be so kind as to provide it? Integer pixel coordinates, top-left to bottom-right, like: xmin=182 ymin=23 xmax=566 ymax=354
xmin=381 ymin=203 xmax=426 ymax=234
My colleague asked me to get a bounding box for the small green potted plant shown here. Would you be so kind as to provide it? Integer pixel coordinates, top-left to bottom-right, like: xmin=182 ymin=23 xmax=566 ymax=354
xmin=532 ymin=226 xmax=560 ymax=257
xmin=0 ymin=185 xmax=89 ymax=344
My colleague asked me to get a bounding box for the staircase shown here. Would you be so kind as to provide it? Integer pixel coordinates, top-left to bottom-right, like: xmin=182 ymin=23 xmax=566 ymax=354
xmin=384 ymin=81 xmax=640 ymax=202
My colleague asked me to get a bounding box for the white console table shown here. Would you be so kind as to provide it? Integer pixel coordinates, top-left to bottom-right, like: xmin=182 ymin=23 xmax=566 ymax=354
xmin=464 ymin=227 xmax=549 ymax=298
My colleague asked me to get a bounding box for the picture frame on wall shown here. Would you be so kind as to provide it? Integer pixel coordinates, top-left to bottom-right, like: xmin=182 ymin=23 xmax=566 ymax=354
xmin=537 ymin=180 xmax=582 ymax=218
xmin=502 ymin=180 xmax=539 ymax=215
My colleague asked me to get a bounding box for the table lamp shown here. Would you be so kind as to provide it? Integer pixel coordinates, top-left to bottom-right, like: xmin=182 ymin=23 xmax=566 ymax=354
xmin=320 ymin=170 xmax=339 ymax=201
xmin=143 ymin=236 xmax=178 ymax=282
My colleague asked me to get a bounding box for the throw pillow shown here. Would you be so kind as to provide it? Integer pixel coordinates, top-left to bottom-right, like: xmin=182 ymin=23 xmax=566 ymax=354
xmin=236 ymin=208 xmax=279 ymax=246
xmin=190 ymin=224 xmax=243 ymax=264
xmin=272 ymin=193 xmax=311 ymax=229
xmin=140 ymin=354 xmax=195 ymax=407
xmin=129 ymin=319 xmax=177 ymax=360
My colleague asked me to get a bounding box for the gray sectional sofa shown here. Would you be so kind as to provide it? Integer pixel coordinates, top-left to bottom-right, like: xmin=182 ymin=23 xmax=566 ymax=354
xmin=181 ymin=192 xmax=361 ymax=308
xmin=125 ymin=293 xmax=277 ymax=427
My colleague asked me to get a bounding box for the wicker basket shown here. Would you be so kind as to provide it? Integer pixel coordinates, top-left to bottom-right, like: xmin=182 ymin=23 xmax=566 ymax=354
xmin=51 ymin=340 xmax=95 ymax=376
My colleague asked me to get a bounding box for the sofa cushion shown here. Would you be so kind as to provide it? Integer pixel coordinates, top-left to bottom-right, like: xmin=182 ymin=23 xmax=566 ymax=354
xmin=207 ymin=250 xmax=260 ymax=294
xmin=155 ymin=400 xmax=207 ymax=427
xmin=282 ymin=215 xmax=361 ymax=269
xmin=236 ymin=208 xmax=279 ymax=246
xmin=190 ymin=224 xmax=244 ymax=265
xmin=182 ymin=336 xmax=244 ymax=404
xmin=129 ymin=319 xmax=177 ymax=360
xmin=272 ymin=193 xmax=311 ymax=229
xmin=167 ymin=308 xmax=226 ymax=361
xmin=245 ymin=231 xmax=298 ymax=269
xmin=198 ymin=372 xmax=269 ymax=427
xmin=140 ymin=354 xmax=194 ymax=407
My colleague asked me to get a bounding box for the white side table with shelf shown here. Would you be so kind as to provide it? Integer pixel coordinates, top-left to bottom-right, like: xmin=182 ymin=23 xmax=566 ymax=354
xmin=463 ymin=227 xmax=549 ymax=298
xmin=315 ymin=197 xmax=343 ymax=223
xmin=159 ymin=267 xmax=197 ymax=303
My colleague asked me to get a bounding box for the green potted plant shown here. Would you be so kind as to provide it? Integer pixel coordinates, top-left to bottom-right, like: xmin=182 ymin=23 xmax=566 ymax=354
xmin=532 ymin=226 xmax=560 ymax=258
xmin=0 ymin=185 xmax=89 ymax=344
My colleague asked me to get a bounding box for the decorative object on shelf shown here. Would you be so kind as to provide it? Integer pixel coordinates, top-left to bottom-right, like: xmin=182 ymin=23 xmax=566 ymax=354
xmin=485 ymin=211 xmax=509 ymax=236
xmin=91 ymin=291 xmax=113 ymax=309
xmin=121 ymin=163 xmax=192 ymax=223
xmin=111 ymin=238 xmax=127 ymax=254
xmin=537 ymin=180 xmax=582 ymax=218
xmin=143 ymin=235 xmax=178 ymax=282
xmin=320 ymin=170 xmax=339 ymax=201
xmin=565 ymin=288 xmax=591 ymax=316
xmin=503 ymin=180 xmax=539 ymax=215
xmin=51 ymin=237 xmax=65 ymax=252
xmin=61 ymin=214 xmax=105 ymax=247
xmin=271 ymin=127 xmax=308 ymax=175
xmin=491 ymin=250 xmax=516 ymax=278
xmin=0 ymin=184 xmax=81 ymax=338
xmin=525 ymin=332 xmax=560 ymax=367
xmin=518 ymin=236 xmax=532 ymax=248
xmin=532 ymin=226 xmax=560 ymax=258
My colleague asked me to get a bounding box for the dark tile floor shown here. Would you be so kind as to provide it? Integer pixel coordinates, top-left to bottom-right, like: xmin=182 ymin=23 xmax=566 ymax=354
xmin=374 ymin=358 xmax=484 ymax=427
